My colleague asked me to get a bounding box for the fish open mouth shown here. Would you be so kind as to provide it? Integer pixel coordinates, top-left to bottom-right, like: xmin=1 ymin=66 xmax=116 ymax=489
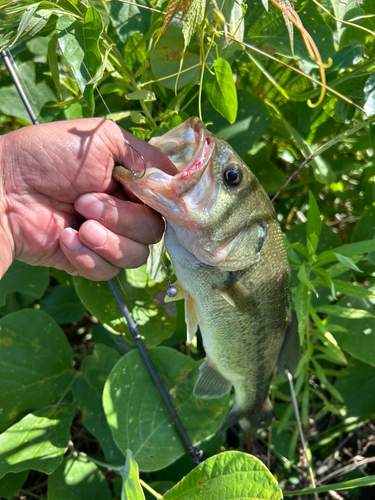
xmin=149 ymin=117 xmax=214 ymax=195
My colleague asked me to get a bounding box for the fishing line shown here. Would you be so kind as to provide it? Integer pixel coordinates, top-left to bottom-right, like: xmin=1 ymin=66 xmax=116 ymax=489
xmin=1 ymin=47 xmax=202 ymax=466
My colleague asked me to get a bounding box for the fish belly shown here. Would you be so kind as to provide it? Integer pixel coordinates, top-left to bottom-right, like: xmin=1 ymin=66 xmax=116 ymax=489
xmin=165 ymin=222 xmax=290 ymax=423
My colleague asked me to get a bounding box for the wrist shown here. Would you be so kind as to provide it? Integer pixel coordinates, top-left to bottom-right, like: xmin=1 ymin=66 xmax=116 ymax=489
xmin=0 ymin=134 xmax=14 ymax=279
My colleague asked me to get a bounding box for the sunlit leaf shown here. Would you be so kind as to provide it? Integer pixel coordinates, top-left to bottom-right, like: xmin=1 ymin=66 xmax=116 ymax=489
xmin=204 ymin=58 xmax=237 ymax=124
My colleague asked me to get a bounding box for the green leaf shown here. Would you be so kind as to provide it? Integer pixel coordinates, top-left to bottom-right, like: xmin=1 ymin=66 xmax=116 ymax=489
xmin=39 ymin=286 xmax=87 ymax=324
xmin=182 ymin=0 xmax=205 ymax=49
xmin=110 ymin=0 xmax=150 ymax=48
xmin=326 ymin=297 xmax=375 ymax=367
xmin=163 ymin=451 xmax=282 ymax=499
xmin=150 ymin=24 xmax=201 ymax=90
xmin=0 ymin=260 xmax=49 ymax=307
xmin=74 ymin=272 xmax=176 ymax=347
xmin=316 ymin=305 xmax=375 ymax=319
xmin=57 ymin=9 xmax=103 ymax=109
xmin=297 ymin=264 xmax=318 ymax=297
xmin=364 ymin=72 xmax=375 ymax=117
xmin=335 ymin=358 xmax=375 ymax=418
xmin=11 ymin=4 xmax=54 ymax=47
xmin=204 ymin=58 xmax=238 ymax=124
xmin=0 ymin=309 xmax=74 ymax=431
xmin=332 ymin=280 xmax=375 ymax=299
xmin=0 ymin=405 xmax=75 ymax=479
xmin=0 ymin=471 xmax=29 ymax=499
xmin=125 ymin=90 xmax=157 ymax=101
xmin=103 ymin=347 xmax=230 ymax=471
xmin=203 ymin=89 xmax=271 ymax=157
xmin=306 ymin=191 xmax=321 ymax=249
xmin=332 ymin=239 xmax=375 ymax=256
xmin=48 ymin=457 xmax=111 ymax=500
xmin=73 ymin=344 xmax=124 ymax=464
xmin=334 ymin=253 xmax=363 ymax=273
xmin=121 ymin=450 xmax=145 ymax=500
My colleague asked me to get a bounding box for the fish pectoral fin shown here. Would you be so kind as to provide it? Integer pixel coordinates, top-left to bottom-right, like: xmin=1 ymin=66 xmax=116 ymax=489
xmin=164 ymin=281 xmax=185 ymax=303
xmin=277 ymin=312 xmax=301 ymax=379
xmin=193 ymin=360 xmax=232 ymax=399
xmin=185 ymin=292 xmax=198 ymax=344
xmin=218 ymin=282 xmax=257 ymax=315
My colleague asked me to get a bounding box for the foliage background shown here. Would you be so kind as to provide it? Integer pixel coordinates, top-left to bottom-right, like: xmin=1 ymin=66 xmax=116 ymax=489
xmin=0 ymin=0 xmax=375 ymax=498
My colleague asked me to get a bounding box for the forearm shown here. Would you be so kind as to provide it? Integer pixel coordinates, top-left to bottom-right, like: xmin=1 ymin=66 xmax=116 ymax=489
xmin=0 ymin=134 xmax=14 ymax=279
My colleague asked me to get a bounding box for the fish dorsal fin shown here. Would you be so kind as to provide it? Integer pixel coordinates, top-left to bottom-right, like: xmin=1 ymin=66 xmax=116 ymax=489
xmin=217 ymin=279 xmax=257 ymax=315
xmin=185 ymin=292 xmax=198 ymax=344
xmin=193 ymin=360 xmax=232 ymax=399
xmin=164 ymin=281 xmax=185 ymax=303
xmin=277 ymin=312 xmax=301 ymax=379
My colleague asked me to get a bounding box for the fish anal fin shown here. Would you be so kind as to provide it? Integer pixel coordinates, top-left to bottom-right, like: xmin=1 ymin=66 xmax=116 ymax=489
xmin=218 ymin=282 xmax=257 ymax=315
xmin=185 ymin=292 xmax=198 ymax=344
xmin=164 ymin=281 xmax=185 ymax=303
xmin=193 ymin=360 xmax=232 ymax=399
xmin=277 ymin=312 xmax=301 ymax=379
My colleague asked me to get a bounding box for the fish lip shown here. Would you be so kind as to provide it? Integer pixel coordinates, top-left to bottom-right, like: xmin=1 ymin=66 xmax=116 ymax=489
xmin=144 ymin=118 xmax=214 ymax=196
xmin=172 ymin=119 xmax=214 ymax=196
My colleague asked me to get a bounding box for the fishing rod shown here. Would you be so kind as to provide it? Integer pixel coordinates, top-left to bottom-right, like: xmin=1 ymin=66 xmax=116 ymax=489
xmin=0 ymin=47 xmax=202 ymax=467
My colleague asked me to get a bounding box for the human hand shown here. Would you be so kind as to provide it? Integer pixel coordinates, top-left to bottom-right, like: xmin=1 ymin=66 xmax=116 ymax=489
xmin=0 ymin=118 xmax=176 ymax=280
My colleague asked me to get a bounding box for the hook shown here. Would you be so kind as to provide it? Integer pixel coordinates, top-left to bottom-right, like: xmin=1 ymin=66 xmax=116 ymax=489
xmin=123 ymin=137 xmax=146 ymax=179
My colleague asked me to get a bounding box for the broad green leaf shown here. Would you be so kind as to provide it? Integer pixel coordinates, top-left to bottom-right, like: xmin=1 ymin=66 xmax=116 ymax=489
xmin=125 ymin=90 xmax=157 ymax=101
xmin=182 ymin=0 xmax=205 ymax=49
xmin=0 ymin=60 xmax=57 ymax=123
xmin=150 ymin=23 xmax=201 ymax=90
xmin=48 ymin=457 xmax=111 ymax=500
xmin=163 ymin=451 xmax=282 ymax=499
xmin=57 ymin=8 xmax=103 ymax=109
xmin=203 ymin=89 xmax=271 ymax=157
xmin=351 ymin=207 xmax=375 ymax=243
xmin=0 ymin=309 xmax=74 ymax=431
xmin=103 ymin=347 xmax=230 ymax=471
xmin=364 ymin=72 xmax=375 ymax=117
xmin=335 ymin=359 xmax=375 ymax=418
xmin=243 ymin=146 xmax=286 ymax=194
xmin=0 ymin=260 xmax=49 ymax=307
xmin=330 ymin=0 xmax=363 ymax=42
xmin=39 ymin=286 xmax=86 ymax=324
xmin=73 ymin=344 xmax=124 ymax=464
xmin=0 ymin=471 xmax=29 ymax=499
xmin=306 ymin=191 xmax=321 ymax=248
xmin=327 ymin=297 xmax=375 ymax=367
xmin=110 ymin=0 xmax=150 ymax=48
xmin=204 ymin=58 xmax=237 ymax=124
xmin=0 ymin=405 xmax=75 ymax=479
xmin=74 ymin=273 xmax=176 ymax=347
xmin=121 ymin=450 xmax=145 ymax=500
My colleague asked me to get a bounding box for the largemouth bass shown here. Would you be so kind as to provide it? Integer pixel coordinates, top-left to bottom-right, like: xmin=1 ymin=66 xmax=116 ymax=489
xmin=113 ymin=117 xmax=300 ymax=433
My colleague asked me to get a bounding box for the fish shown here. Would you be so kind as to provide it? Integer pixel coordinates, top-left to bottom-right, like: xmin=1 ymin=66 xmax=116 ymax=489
xmin=113 ymin=117 xmax=300 ymax=433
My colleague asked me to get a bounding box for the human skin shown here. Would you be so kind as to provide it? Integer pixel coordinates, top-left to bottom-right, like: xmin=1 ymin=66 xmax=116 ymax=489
xmin=0 ymin=118 xmax=176 ymax=280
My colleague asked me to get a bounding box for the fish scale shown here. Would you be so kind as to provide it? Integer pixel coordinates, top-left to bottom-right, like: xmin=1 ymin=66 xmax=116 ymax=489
xmin=113 ymin=117 xmax=300 ymax=433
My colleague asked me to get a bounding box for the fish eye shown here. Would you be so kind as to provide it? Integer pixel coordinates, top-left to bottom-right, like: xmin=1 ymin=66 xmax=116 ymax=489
xmin=223 ymin=164 xmax=242 ymax=187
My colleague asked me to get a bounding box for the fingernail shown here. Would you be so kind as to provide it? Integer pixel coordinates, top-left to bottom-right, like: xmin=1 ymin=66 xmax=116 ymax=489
xmin=75 ymin=194 xmax=103 ymax=220
xmin=60 ymin=228 xmax=81 ymax=251
xmin=81 ymin=220 xmax=107 ymax=246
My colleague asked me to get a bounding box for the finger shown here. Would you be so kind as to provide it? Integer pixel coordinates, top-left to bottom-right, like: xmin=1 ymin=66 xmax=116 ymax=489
xmin=75 ymin=192 xmax=164 ymax=244
xmin=60 ymin=228 xmax=122 ymax=281
xmin=77 ymin=220 xmax=150 ymax=269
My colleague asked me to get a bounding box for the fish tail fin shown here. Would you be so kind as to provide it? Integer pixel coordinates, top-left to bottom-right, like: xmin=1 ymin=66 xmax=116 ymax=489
xmin=217 ymin=398 xmax=273 ymax=435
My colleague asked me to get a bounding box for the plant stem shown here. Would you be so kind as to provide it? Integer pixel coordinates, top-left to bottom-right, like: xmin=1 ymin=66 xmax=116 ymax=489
xmin=140 ymin=480 xmax=163 ymax=499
